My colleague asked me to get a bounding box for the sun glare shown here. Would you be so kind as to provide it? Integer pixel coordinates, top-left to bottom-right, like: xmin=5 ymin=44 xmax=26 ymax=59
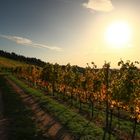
xmin=105 ymin=21 xmax=132 ymax=48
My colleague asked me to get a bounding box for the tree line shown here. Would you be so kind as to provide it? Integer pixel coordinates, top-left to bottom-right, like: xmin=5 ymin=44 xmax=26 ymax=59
xmin=0 ymin=50 xmax=46 ymax=67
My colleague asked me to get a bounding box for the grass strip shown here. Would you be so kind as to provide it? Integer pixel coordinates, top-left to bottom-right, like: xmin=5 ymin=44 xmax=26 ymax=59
xmin=8 ymin=75 xmax=117 ymax=140
xmin=0 ymin=74 xmax=47 ymax=140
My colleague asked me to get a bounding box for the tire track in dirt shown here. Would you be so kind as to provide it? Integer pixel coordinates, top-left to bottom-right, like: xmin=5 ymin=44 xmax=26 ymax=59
xmin=6 ymin=78 xmax=74 ymax=140
xmin=0 ymin=89 xmax=8 ymax=140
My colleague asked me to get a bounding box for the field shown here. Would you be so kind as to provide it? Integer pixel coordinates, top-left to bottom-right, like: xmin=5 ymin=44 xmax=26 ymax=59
xmin=0 ymin=56 xmax=28 ymax=68
xmin=1 ymin=0 xmax=140 ymax=140
xmin=0 ymin=54 xmax=140 ymax=140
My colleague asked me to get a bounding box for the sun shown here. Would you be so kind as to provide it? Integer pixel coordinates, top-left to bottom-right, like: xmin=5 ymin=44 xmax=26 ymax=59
xmin=105 ymin=21 xmax=132 ymax=48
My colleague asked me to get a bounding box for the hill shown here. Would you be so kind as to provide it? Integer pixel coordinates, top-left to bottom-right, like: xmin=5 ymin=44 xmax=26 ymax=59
xmin=0 ymin=56 xmax=29 ymax=68
xmin=0 ymin=50 xmax=46 ymax=67
xmin=0 ymin=50 xmax=85 ymax=73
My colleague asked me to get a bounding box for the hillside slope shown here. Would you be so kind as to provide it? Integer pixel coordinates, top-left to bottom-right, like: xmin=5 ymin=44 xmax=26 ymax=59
xmin=0 ymin=50 xmax=46 ymax=67
xmin=0 ymin=56 xmax=28 ymax=68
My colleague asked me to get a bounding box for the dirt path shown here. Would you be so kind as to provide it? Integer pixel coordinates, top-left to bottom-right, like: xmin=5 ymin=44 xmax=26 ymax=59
xmin=6 ymin=78 xmax=74 ymax=140
xmin=0 ymin=89 xmax=8 ymax=140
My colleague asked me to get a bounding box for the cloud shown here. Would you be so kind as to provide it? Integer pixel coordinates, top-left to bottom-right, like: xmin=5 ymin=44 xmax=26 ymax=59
xmin=83 ymin=0 xmax=114 ymax=12
xmin=0 ymin=35 xmax=62 ymax=51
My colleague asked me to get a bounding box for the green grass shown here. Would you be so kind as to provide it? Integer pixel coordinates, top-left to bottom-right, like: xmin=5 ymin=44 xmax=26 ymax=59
xmin=0 ymin=56 xmax=28 ymax=68
xmin=0 ymin=74 xmax=47 ymax=140
xmin=18 ymin=76 xmax=140 ymax=140
xmin=42 ymin=90 xmax=140 ymax=139
xmin=8 ymin=75 xmax=113 ymax=140
xmin=10 ymin=74 xmax=140 ymax=139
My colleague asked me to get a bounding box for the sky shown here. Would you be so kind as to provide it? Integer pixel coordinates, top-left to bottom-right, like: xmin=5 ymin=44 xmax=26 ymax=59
xmin=0 ymin=0 xmax=140 ymax=68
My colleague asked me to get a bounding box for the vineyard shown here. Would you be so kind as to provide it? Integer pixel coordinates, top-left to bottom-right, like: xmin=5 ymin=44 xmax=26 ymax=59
xmin=0 ymin=54 xmax=140 ymax=140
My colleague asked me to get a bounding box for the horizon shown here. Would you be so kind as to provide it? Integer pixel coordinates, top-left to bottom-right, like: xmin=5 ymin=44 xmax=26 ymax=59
xmin=1 ymin=49 xmax=139 ymax=70
xmin=0 ymin=0 xmax=140 ymax=68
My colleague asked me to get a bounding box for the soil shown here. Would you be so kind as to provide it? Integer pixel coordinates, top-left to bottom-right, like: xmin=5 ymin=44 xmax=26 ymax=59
xmin=0 ymin=90 xmax=8 ymax=140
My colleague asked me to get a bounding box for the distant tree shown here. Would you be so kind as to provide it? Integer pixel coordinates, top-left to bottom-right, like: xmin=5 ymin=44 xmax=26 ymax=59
xmin=0 ymin=50 xmax=46 ymax=67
